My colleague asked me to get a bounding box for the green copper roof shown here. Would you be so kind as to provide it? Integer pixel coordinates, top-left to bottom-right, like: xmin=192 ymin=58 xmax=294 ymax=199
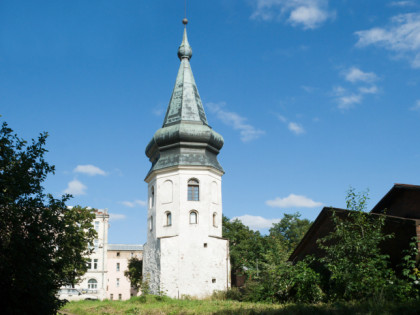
xmin=162 ymin=27 xmax=208 ymax=127
xmin=145 ymin=22 xmax=224 ymax=179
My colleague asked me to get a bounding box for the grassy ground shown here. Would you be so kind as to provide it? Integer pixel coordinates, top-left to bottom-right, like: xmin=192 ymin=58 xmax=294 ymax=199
xmin=60 ymin=295 xmax=420 ymax=315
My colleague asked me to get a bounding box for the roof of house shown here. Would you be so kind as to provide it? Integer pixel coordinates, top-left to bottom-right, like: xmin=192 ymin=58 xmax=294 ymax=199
xmin=371 ymin=183 xmax=420 ymax=219
xmin=107 ymin=244 xmax=143 ymax=251
xmin=289 ymin=185 xmax=420 ymax=265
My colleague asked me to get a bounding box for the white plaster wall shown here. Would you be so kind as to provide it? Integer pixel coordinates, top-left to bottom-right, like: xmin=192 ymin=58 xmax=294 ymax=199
xmin=74 ymin=212 xmax=109 ymax=300
xmin=144 ymin=166 xmax=230 ymax=298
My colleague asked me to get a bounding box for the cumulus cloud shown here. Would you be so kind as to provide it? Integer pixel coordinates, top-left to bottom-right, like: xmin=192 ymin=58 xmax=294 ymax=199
xmin=355 ymin=13 xmax=420 ymax=68
xmin=63 ymin=179 xmax=87 ymax=196
xmin=344 ymin=67 xmax=378 ymax=83
xmin=266 ymin=194 xmax=323 ymax=208
xmin=207 ymin=102 xmax=265 ymax=142
xmin=251 ymin=0 xmax=334 ymax=30
xmin=74 ymin=164 xmax=106 ymax=176
xmin=288 ymin=122 xmax=305 ymax=134
xmin=333 ymin=67 xmax=380 ymax=110
xmin=109 ymin=213 xmax=126 ymax=222
xmin=232 ymin=215 xmax=281 ymax=231
xmin=120 ymin=200 xmax=147 ymax=208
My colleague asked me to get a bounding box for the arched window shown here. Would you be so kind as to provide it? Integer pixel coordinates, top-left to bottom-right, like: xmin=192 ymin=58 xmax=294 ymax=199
xmin=189 ymin=210 xmax=198 ymax=224
xmin=88 ymin=279 xmax=97 ymax=289
xmin=165 ymin=211 xmax=172 ymax=226
xmin=213 ymin=212 xmax=217 ymax=227
xmin=149 ymin=216 xmax=153 ymax=231
xmin=188 ymin=178 xmax=199 ymax=201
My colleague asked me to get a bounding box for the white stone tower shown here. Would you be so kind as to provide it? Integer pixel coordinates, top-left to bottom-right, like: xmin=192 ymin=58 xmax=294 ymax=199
xmin=143 ymin=19 xmax=230 ymax=298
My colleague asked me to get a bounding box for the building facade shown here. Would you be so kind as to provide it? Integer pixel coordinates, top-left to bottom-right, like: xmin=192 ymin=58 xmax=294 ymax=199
xmin=143 ymin=20 xmax=230 ymax=298
xmin=74 ymin=209 xmax=109 ymax=300
xmin=60 ymin=209 xmax=143 ymax=301
xmin=107 ymin=244 xmax=143 ymax=300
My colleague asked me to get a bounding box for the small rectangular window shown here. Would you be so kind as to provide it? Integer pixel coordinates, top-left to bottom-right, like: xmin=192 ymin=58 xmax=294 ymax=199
xmin=110 ymin=294 xmax=113 ymax=300
xmin=131 ymin=252 xmax=134 ymax=258
xmin=94 ymin=259 xmax=98 ymax=270
xmin=212 ymin=278 xmax=216 ymax=283
xmin=204 ymin=243 xmax=207 ymax=248
xmin=118 ymin=293 xmax=122 ymax=300
xmin=116 ymin=263 xmax=120 ymax=272
xmin=116 ymin=278 xmax=120 ymax=287
xmin=94 ymin=221 xmax=100 ymax=231
xmin=188 ymin=186 xmax=199 ymax=201
xmin=94 ymin=239 xmax=99 ymax=250
xmin=116 ymin=252 xmax=120 ymax=257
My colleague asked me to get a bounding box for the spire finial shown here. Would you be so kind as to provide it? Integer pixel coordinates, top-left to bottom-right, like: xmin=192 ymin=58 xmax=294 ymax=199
xmin=177 ymin=19 xmax=192 ymax=60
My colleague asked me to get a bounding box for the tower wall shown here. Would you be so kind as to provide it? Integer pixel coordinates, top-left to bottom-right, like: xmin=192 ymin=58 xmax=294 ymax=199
xmin=143 ymin=167 xmax=230 ymax=298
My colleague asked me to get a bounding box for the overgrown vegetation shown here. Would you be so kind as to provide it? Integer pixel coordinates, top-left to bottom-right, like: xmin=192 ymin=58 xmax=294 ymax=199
xmin=0 ymin=122 xmax=96 ymax=314
xmin=222 ymin=187 xmax=420 ymax=305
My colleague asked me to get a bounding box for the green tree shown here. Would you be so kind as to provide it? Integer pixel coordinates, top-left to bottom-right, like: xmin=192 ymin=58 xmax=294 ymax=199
xmin=318 ymin=188 xmax=395 ymax=301
xmin=222 ymin=215 xmax=266 ymax=274
xmin=124 ymin=257 xmax=143 ymax=290
xmin=269 ymin=213 xmax=312 ymax=252
xmin=0 ymin=122 xmax=96 ymax=314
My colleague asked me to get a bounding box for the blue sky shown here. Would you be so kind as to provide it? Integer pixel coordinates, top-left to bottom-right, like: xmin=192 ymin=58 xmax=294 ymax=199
xmin=2 ymin=0 xmax=420 ymax=244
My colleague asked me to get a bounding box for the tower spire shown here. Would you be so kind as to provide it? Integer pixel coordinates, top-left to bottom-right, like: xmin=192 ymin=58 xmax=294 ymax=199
xmin=145 ymin=19 xmax=224 ymax=178
xmin=162 ymin=19 xmax=208 ymax=127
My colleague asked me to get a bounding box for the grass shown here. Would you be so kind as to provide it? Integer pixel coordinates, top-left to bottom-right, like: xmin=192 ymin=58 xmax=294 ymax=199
xmin=60 ymin=295 xmax=420 ymax=315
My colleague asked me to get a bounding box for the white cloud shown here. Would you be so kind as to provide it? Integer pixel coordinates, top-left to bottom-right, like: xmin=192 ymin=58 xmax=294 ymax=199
xmin=109 ymin=213 xmax=126 ymax=222
xmin=266 ymin=194 xmax=323 ymax=208
xmin=277 ymin=114 xmax=287 ymax=123
xmin=288 ymin=122 xmax=305 ymax=134
xmin=232 ymin=215 xmax=281 ymax=231
xmin=63 ymin=179 xmax=87 ymax=196
xmin=410 ymin=99 xmax=420 ymax=110
xmin=251 ymin=0 xmax=334 ymax=30
xmin=74 ymin=164 xmax=106 ymax=176
xmin=337 ymin=94 xmax=363 ymax=109
xmin=120 ymin=200 xmax=147 ymax=208
xmin=277 ymin=115 xmax=306 ymax=135
xmin=359 ymin=85 xmax=379 ymax=94
xmin=355 ymin=13 xmax=420 ymax=68
xmin=344 ymin=67 xmax=378 ymax=83
xmin=389 ymin=1 xmax=416 ymax=7
xmin=207 ymin=102 xmax=265 ymax=142
xmin=332 ymin=73 xmax=379 ymax=110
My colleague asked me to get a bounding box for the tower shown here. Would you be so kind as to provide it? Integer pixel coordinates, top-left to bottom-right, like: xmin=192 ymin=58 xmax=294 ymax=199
xmin=143 ymin=19 xmax=230 ymax=298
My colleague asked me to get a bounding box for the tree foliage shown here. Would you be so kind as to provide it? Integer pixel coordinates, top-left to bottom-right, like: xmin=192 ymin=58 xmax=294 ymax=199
xmin=0 ymin=122 xmax=96 ymax=314
xmin=269 ymin=212 xmax=312 ymax=252
xmin=222 ymin=215 xmax=267 ymax=273
xmin=124 ymin=257 xmax=143 ymax=290
xmin=222 ymin=188 xmax=420 ymax=304
xmin=318 ymin=188 xmax=396 ymax=300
